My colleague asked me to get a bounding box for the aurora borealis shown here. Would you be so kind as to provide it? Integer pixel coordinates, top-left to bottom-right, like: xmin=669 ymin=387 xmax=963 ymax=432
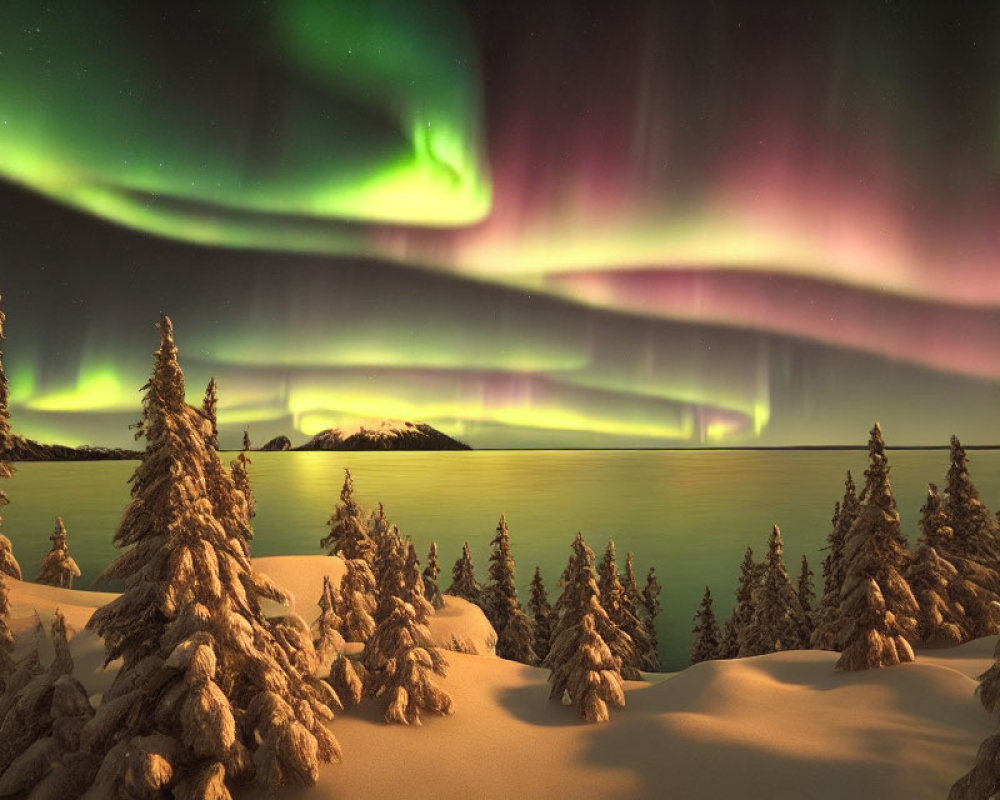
xmin=0 ymin=1 xmax=998 ymax=448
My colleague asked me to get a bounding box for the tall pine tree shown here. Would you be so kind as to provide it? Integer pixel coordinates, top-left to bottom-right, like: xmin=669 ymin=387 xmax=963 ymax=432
xmin=76 ymin=316 xmax=342 ymax=796
xmin=795 ymin=555 xmax=815 ymax=648
xmin=812 ymin=471 xmax=859 ymax=650
xmin=544 ymin=534 xmax=628 ymax=723
xmin=422 ymin=542 xmax=445 ymax=610
xmin=943 ymin=435 xmax=999 ymax=565
xmin=201 ymin=377 xmax=219 ymax=451
xmin=445 ymin=542 xmax=482 ymax=605
xmin=596 ymin=540 xmax=649 ymax=677
xmin=690 ymin=587 xmax=721 ymax=665
xmin=741 ymin=525 xmax=803 ymax=656
xmin=724 ymin=547 xmax=758 ymax=658
xmin=835 ymin=423 xmax=919 ymax=670
xmin=482 ymin=515 xmax=536 ymax=664
xmin=528 ymin=567 xmax=553 ymax=663
xmin=36 ymin=516 xmax=81 ymax=588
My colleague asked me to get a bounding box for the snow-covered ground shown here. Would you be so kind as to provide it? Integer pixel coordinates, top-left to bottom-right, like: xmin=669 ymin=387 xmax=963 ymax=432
xmin=5 ymin=555 xmax=995 ymax=800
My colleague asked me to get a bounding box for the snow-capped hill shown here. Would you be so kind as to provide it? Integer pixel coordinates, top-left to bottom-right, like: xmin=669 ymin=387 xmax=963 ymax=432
xmin=296 ymin=420 xmax=471 ymax=451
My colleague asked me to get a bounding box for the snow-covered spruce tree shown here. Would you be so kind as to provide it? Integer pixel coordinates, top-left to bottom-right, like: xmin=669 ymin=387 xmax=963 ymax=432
xmin=36 ymin=516 xmax=81 ymax=588
xmin=79 ymin=316 xmax=342 ymax=797
xmin=0 ymin=573 xmax=13 ymax=693
xmin=230 ymin=450 xmax=255 ymax=523
xmin=336 ymin=559 xmax=378 ymax=643
xmin=623 ymin=552 xmax=643 ymax=612
xmin=690 ymin=586 xmax=721 ymax=664
xmin=201 ymin=377 xmax=219 ymax=451
xmin=906 ymin=535 xmax=964 ymax=647
xmin=812 ymin=471 xmax=860 ymax=650
xmin=741 ymin=525 xmax=803 ymax=656
xmin=725 ymin=547 xmax=760 ymax=658
xmin=422 ymin=542 xmax=445 ymax=610
xmin=360 ymin=549 xmax=453 ymax=725
xmin=544 ymin=534 xmax=628 ymax=723
xmin=835 ymin=424 xmax=919 ymax=671
xmin=401 ymin=542 xmax=434 ymax=626
xmin=910 ymin=483 xmax=1000 ymax=644
xmin=329 ymin=652 xmax=366 ymax=709
xmin=944 ymin=435 xmax=999 ymax=563
xmin=373 ymin=524 xmax=407 ymax=623
xmin=340 ymin=504 xmax=378 ymax=567
xmin=596 ymin=540 xmax=649 ymax=677
xmin=481 ymin=515 xmax=537 ymax=665
xmin=445 ymin=541 xmax=482 ymax=605
xmin=528 ymin=566 xmax=553 ymax=663
xmin=0 ymin=609 xmax=95 ymax=796
xmin=321 ymin=469 xmax=374 ymax=564
xmin=795 ymin=555 xmax=815 ymax=648
xmin=314 ymin=575 xmax=345 ymax=662
xmin=548 ymin=536 xmax=634 ymax=676
xmin=641 ymin=566 xmax=662 ymax=664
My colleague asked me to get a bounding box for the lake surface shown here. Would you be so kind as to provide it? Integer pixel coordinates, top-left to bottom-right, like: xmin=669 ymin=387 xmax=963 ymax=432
xmin=3 ymin=449 xmax=999 ymax=670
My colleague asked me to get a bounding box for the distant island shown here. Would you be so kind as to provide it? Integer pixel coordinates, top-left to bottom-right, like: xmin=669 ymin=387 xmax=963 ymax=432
xmin=295 ymin=421 xmax=471 ymax=451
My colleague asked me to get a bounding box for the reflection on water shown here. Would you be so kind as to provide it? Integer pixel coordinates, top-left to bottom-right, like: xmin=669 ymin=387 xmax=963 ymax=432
xmin=4 ymin=449 xmax=999 ymax=670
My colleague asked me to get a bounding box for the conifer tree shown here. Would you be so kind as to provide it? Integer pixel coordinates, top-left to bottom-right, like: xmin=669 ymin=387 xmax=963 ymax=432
xmin=201 ymin=377 xmax=219 ymax=450
xmin=337 ymin=559 xmax=378 ymax=643
xmin=906 ymin=536 xmax=964 ymax=646
xmin=909 ymin=484 xmax=1000 ymax=644
xmin=742 ymin=525 xmax=803 ymax=655
xmin=76 ymin=316 xmax=342 ymax=796
xmin=360 ymin=553 xmax=453 ymax=725
xmin=0 ymin=610 xmax=95 ymax=795
xmin=725 ymin=547 xmax=759 ymax=658
xmin=528 ymin=566 xmax=553 ymax=663
xmin=341 ymin=502 xmax=378 ymax=566
xmin=943 ymin=436 xmax=999 ymax=565
xmin=641 ymin=566 xmax=662 ymax=664
xmin=422 ymin=542 xmax=445 ymax=610
xmin=36 ymin=516 xmax=81 ymax=588
xmin=314 ymin=575 xmax=345 ymax=661
xmin=373 ymin=524 xmax=407 ymax=623
xmin=795 ymin=555 xmax=815 ymax=647
xmin=596 ymin=540 xmax=649 ymax=677
xmin=482 ymin=515 xmax=537 ymax=664
xmin=623 ymin=552 xmax=643 ymax=612
xmin=835 ymin=423 xmax=919 ymax=671
xmin=330 ymin=653 xmax=365 ymax=708
xmin=401 ymin=542 xmax=434 ymax=626
xmin=544 ymin=533 xmax=628 ymax=723
xmin=230 ymin=450 xmax=255 ymax=522
xmin=690 ymin=586 xmax=721 ymax=664
xmin=812 ymin=471 xmax=859 ymax=650
xmin=445 ymin=542 xmax=482 ymax=605
xmin=242 ymin=427 xmax=251 ymax=452
xmin=321 ymin=469 xmax=373 ymax=563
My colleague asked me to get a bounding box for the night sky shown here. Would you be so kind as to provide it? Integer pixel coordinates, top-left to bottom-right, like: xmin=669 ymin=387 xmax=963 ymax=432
xmin=0 ymin=0 xmax=998 ymax=449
